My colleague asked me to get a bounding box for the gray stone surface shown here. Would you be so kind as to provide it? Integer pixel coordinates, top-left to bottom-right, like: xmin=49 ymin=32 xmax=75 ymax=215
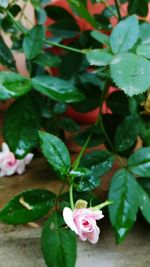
xmin=0 ymin=219 xmax=150 ymax=267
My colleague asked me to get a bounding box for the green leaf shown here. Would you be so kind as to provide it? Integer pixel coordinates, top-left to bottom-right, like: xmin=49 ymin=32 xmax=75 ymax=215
xmin=128 ymin=0 xmax=148 ymax=17
xmin=72 ymin=167 xmax=101 ymax=192
xmin=137 ymin=183 xmax=150 ymax=223
xmin=106 ymin=91 xmax=130 ymax=116
xmin=138 ymin=178 xmax=150 ymax=195
xmin=136 ymin=44 xmax=150 ymax=59
xmin=0 ymin=189 xmax=56 ymax=224
xmin=0 ymin=36 xmax=16 ymax=70
xmin=108 ymin=168 xmax=139 ymax=243
xmin=41 ymin=212 xmax=77 ymax=267
xmin=80 ymin=150 xmax=115 ymax=177
xmin=114 ymin=115 xmax=140 ymax=152
xmin=110 ymin=53 xmax=150 ymax=96
xmin=0 ymin=72 xmax=32 ymax=100
xmin=101 ymin=5 xmax=118 ymax=18
xmin=3 ymin=95 xmax=41 ymax=158
xmin=79 ymin=72 xmax=102 ymax=87
xmin=75 ymin=126 xmax=105 ymax=148
xmin=86 ymin=49 xmax=113 ymax=66
xmin=67 ymin=0 xmax=99 ymax=29
xmin=35 ymin=8 xmax=47 ymax=24
xmin=9 ymin=4 xmax=21 ymax=17
xmin=140 ymin=23 xmax=150 ymax=45
xmin=60 ymin=117 xmax=80 ymax=132
xmin=49 ymin=18 xmax=80 ymax=39
xmin=94 ymin=14 xmax=112 ymax=31
xmin=128 ymin=147 xmax=150 ymax=177
xmin=91 ymin=30 xmax=110 ymax=46
xmin=59 ymin=52 xmax=83 ymax=80
xmin=23 ymin=25 xmax=45 ymax=59
xmin=110 ymin=15 xmax=139 ymax=54
xmin=140 ymin=118 xmax=150 ymax=146
xmin=31 ymin=0 xmax=50 ymax=8
xmin=39 ymin=131 xmax=71 ymax=177
xmin=45 ymin=5 xmax=73 ymax=20
xmin=32 ymin=75 xmax=85 ymax=103
xmin=103 ymin=114 xmax=122 ymax=149
xmin=34 ymin=52 xmax=61 ymax=67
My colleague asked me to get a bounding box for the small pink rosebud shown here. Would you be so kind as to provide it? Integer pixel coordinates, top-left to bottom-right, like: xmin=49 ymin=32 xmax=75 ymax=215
xmin=63 ymin=207 xmax=104 ymax=244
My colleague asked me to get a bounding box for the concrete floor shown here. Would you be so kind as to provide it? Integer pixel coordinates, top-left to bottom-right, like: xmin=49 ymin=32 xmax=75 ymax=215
xmin=0 ymin=219 xmax=150 ymax=267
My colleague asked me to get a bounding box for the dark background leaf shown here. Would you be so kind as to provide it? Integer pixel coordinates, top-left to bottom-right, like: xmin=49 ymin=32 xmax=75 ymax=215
xmin=3 ymin=94 xmax=41 ymax=158
xmin=0 ymin=36 xmax=16 ymax=70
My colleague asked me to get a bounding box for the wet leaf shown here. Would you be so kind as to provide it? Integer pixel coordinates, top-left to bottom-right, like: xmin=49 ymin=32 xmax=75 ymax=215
xmin=0 ymin=72 xmax=31 ymax=100
xmin=128 ymin=147 xmax=150 ymax=177
xmin=39 ymin=131 xmax=71 ymax=177
xmin=0 ymin=189 xmax=56 ymax=224
xmin=3 ymin=95 xmax=41 ymax=158
xmin=41 ymin=212 xmax=77 ymax=267
xmin=108 ymin=168 xmax=139 ymax=243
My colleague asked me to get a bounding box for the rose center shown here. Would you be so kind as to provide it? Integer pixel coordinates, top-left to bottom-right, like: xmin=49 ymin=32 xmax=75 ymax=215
xmin=82 ymin=220 xmax=90 ymax=228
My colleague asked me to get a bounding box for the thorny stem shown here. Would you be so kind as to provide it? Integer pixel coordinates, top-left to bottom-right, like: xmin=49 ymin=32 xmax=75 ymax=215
xmin=7 ymin=12 xmax=27 ymax=34
xmin=114 ymin=0 xmax=122 ymax=20
xmin=72 ymin=134 xmax=92 ymax=170
xmin=7 ymin=12 xmax=85 ymax=54
xmin=54 ymin=182 xmax=66 ymax=211
xmin=69 ymin=184 xmax=75 ymax=210
xmin=45 ymin=40 xmax=85 ymax=54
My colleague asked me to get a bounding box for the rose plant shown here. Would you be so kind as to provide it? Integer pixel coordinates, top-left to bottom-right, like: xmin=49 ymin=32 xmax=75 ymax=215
xmin=1 ymin=0 xmax=150 ymax=266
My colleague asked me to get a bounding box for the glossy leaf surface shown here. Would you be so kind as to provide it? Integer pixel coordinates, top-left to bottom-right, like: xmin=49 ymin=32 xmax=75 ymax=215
xmin=111 ymin=53 xmax=150 ymax=96
xmin=41 ymin=212 xmax=77 ymax=267
xmin=128 ymin=147 xmax=150 ymax=177
xmin=108 ymin=169 xmax=139 ymax=243
xmin=23 ymin=25 xmax=45 ymax=59
xmin=86 ymin=49 xmax=113 ymax=66
xmin=0 ymin=189 xmax=56 ymax=224
xmin=114 ymin=116 xmax=140 ymax=152
xmin=39 ymin=131 xmax=71 ymax=177
xmin=32 ymin=75 xmax=85 ymax=103
xmin=0 ymin=36 xmax=16 ymax=70
xmin=110 ymin=15 xmax=139 ymax=54
xmin=0 ymin=72 xmax=32 ymax=100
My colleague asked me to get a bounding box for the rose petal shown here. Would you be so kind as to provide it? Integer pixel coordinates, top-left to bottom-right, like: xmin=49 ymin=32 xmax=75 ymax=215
xmin=16 ymin=160 xmax=25 ymax=174
xmin=92 ymin=210 xmax=104 ymax=220
xmin=4 ymin=163 xmax=17 ymax=176
xmin=2 ymin=143 xmax=10 ymax=153
xmin=24 ymin=153 xmax=34 ymax=165
xmin=86 ymin=224 xmax=100 ymax=244
xmin=63 ymin=207 xmax=78 ymax=235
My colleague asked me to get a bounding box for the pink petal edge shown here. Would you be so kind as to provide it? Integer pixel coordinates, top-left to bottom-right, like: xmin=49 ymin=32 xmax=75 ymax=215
xmin=63 ymin=207 xmax=78 ymax=235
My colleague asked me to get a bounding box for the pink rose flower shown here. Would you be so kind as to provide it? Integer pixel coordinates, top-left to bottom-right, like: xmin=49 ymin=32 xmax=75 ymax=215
xmin=0 ymin=143 xmax=33 ymax=177
xmin=63 ymin=207 xmax=104 ymax=244
xmin=0 ymin=143 xmax=18 ymax=177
